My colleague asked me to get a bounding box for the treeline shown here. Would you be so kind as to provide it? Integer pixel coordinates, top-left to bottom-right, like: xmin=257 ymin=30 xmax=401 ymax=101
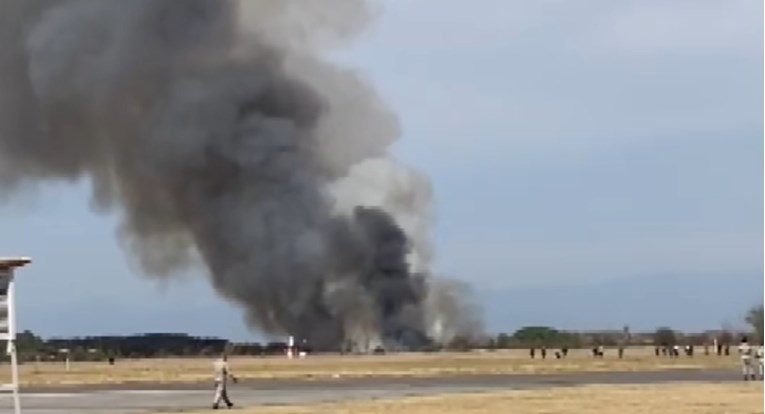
xmin=476 ymin=326 xmax=745 ymax=351
xmin=6 ymin=331 xmax=296 ymax=362
xmin=459 ymin=303 xmax=764 ymax=351
xmin=3 ymin=307 xmax=759 ymax=361
xmin=3 ymin=316 xmax=760 ymax=362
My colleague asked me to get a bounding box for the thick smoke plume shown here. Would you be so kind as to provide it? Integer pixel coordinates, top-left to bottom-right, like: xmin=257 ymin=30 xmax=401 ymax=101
xmin=0 ymin=0 xmax=481 ymax=350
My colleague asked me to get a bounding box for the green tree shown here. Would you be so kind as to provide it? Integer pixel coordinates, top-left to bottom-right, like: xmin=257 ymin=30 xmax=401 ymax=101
xmin=513 ymin=326 xmax=581 ymax=348
xmin=17 ymin=330 xmax=46 ymax=350
xmin=746 ymin=304 xmax=764 ymax=344
xmin=513 ymin=326 xmax=560 ymax=346
xmin=15 ymin=330 xmax=51 ymax=362
xmin=512 ymin=326 xmax=579 ymax=347
xmin=495 ymin=333 xmax=511 ymax=349
xmin=653 ymin=327 xmax=677 ymax=346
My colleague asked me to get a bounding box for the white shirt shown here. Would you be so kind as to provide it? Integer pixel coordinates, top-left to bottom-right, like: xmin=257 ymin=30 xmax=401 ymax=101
xmin=738 ymin=343 xmax=752 ymax=360
xmin=213 ymin=359 xmax=231 ymax=383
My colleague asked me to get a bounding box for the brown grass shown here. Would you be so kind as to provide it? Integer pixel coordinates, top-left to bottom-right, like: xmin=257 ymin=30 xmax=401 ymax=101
xmin=0 ymin=348 xmax=740 ymax=387
xmin=161 ymin=382 xmax=765 ymax=414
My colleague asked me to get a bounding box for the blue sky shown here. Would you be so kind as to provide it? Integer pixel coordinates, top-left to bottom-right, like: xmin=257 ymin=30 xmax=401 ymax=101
xmin=1 ymin=0 xmax=762 ymax=340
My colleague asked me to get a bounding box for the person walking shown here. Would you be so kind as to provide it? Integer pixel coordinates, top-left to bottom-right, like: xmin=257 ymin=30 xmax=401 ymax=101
xmin=212 ymin=354 xmax=238 ymax=409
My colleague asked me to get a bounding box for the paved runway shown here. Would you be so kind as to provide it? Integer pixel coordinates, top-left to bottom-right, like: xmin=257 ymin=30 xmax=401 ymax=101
xmin=1 ymin=369 xmax=742 ymax=414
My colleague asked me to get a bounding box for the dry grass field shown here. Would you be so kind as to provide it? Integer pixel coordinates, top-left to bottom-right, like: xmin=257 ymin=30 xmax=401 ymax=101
xmin=158 ymin=382 xmax=764 ymax=414
xmin=0 ymin=347 xmax=740 ymax=386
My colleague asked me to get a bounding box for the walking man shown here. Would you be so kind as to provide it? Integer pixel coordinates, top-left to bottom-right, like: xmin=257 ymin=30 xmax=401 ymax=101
xmin=212 ymin=354 xmax=238 ymax=409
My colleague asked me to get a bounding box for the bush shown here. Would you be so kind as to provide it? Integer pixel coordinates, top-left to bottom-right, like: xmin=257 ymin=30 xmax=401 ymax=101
xmin=653 ymin=327 xmax=677 ymax=346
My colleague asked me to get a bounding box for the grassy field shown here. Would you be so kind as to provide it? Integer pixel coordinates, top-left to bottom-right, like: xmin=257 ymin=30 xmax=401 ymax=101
xmin=159 ymin=382 xmax=764 ymax=414
xmin=0 ymin=348 xmax=740 ymax=386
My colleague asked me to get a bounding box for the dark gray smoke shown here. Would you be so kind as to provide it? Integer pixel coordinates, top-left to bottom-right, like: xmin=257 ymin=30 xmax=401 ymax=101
xmin=0 ymin=0 xmax=480 ymax=350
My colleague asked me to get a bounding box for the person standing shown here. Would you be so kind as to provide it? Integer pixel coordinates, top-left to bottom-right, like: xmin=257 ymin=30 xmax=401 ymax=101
xmin=756 ymin=345 xmax=764 ymax=381
xmin=212 ymin=354 xmax=238 ymax=409
xmin=737 ymin=337 xmax=755 ymax=381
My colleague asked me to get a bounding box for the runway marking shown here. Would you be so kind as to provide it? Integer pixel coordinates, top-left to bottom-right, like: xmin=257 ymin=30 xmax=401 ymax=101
xmin=19 ymin=393 xmax=80 ymax=398
xmin=20 ymin=390 xmax=206 ymax=398
xmin=100 ymin=390 xmax=205 ymax=395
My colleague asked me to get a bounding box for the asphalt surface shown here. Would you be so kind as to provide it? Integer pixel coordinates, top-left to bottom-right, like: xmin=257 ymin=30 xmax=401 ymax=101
xmin=0 ymin=369 xmax=744 ymax=414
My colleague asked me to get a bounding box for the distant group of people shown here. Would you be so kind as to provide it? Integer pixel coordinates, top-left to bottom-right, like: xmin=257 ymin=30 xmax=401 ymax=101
xmin=592 ymin=345 xmax=628 ymax=359
xmin=654 ymin=344 xmax=696 ymax=358
xmin=715 ymin=343 xmax=732 ymax=356
xmin=530 ymin=345 xmax=635 ymax=359
xmin=529 ymin=337 xmax=765 ymax=364
xmin=529 ymin=346 xmax=569 ymax=359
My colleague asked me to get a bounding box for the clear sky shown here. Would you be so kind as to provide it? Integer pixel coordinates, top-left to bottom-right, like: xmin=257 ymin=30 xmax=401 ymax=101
xmin=1 ymin=0 xmax=762 ymax=341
